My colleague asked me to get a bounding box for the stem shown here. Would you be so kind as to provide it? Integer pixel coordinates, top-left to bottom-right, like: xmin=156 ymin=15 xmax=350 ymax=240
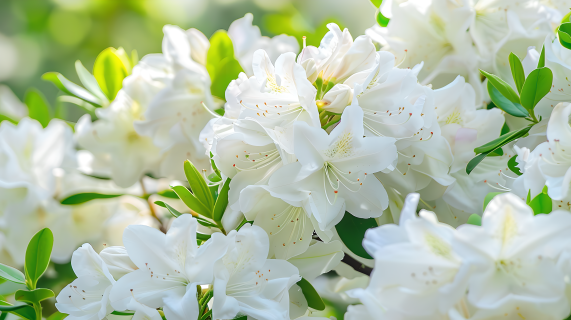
xmin=215 ymin=221 xmax=227 ymax=235
xmin=199 ymin=309 xmax=212 ymax=320
xmin=33 ymin=302 xmax=41 ymax=320
xmin=341 ymin=254 xmax=373 ymax=276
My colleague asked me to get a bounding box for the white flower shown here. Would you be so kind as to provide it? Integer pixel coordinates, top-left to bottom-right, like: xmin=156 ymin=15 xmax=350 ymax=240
xmin=228 ymin=13 xmax=299 ymax=76
xmin=109 ymin=215 xmax=229 ymax=320
xmin=455 ymin=193 xmax=571 ymax=318
xmin=351 ymin=193 xmax=468 ymax=318
xmin=299 ymin=23 xmax=376 ymax=84
xmin=99 ymin=246 xmax=138 ymax=280
xmin=0 ymin=85 xmax=27 ymax=120
xmin=267 ymin=103 xmax=397 ymax=239
xmin=55 ymin=244 xmax=115 ymax=320
xmin=76 ymin=86 xmax=161 ymax=188
xmin=212 ymin=224 xmax=300 ymax=320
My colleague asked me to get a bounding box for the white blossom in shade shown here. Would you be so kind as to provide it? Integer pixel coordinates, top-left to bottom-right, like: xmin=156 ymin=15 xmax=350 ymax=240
xmin=185 ymin=28 xmax=209 ymax=66
xmin=454 ymin=193 xmax=571 ymax=318
xmin=511 ymin=145 xmax=546 ymax=200
xmin=298 ymin=23 xmax=376 ymax=84
xmin=0 ymin=85 xmax=27 ymax=120
xmin=109 ymin=215 xmax=229 ymax=320
xmin=228 ymin=13 xmax=299 ymax=76
xmin=351 ymin=193 xmax=469 ymax=318
xmin=366 ymin=0 xmax=480 ymax=96
xmin=55 ymin=244 xmax=115 ymax=320
xmin=287 ymin=240 xmax=344 ymax=281
xmin=75 ymin=89 xmax=161 ymax=188
xmin=99 ymin=246 xmax=138 ymax=280
xmin=267 ymin=103 xmax=397 ymax=240
xmin=212 ymin=224 xmax=301 ymax=320
xmin=239 ymin=186 xmax=314 ymax=260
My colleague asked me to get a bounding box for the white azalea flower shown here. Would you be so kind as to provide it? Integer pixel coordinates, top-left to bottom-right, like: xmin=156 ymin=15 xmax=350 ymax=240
xmin=55 ymin=244 xmax=115 ymax=320
xmin=351 ymin=193 xmax=468 ymax=318
xmin=267 ymin=103 xmax=397 ymax=239
xmin=287 ymin=240 xmax=344 ymax=281
xmin=228 ymin=13 xmax=299 ymax=76
xmin=298 ymin=23 xmax=376 ymax=84
xmin=212 ymin=224 xmax=300 ymax=320
xmin=455 ymin=193 xmax=571 ymax=318
xmin=109 ymin=215 xmax=229 ymax=320
xmin=99 ymin=246 xmax=138 ymax=280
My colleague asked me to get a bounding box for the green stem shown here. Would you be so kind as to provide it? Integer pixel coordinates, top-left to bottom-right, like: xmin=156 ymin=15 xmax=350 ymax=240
xmin=199 ymin=309 xmax=212 ymax=320
xmin=33 ymin=302 xmax=41 ymax=320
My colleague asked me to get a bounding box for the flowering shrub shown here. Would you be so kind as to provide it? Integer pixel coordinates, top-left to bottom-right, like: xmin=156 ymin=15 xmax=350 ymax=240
xmin=2 ymin=1 xmax=571 ymax=319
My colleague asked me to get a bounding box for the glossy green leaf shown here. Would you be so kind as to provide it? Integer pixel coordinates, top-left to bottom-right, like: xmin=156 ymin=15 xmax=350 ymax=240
xmin=213 ymin=178 xmax=231 ymax=223
xmin=376 ymin=9 xmax=390 ymax=27
xmin=157 ymin=189 xmax=179 ymax=199
xmin=483 ymin=192 xmax=504 ymax=211
xmin=520 ymin=67 xmax=553 ymax=111
xmin=0 ymin=263 xmax=25 ymax=284
xmin=210 ymin=152 xmax=222 ymax=179
xmin=211 ymin=57 xmax=244 ymax=99
xmin=538 ymin=45 xmax=545 ymax=69
xmin=15 ymin=288 xmax=54 ymax=304
xmin=370 ymin=0 xmax=382 ymax=6
xmin=74 ymin=60 xmax=108 ymax=105
xmin=466 ymin=214 xmax=482 ymax=226
xmin=42 ymin=72 xmax=101 ymax=106
xmin=508 ymin=156 xmax=522 ymax=175
xmin=486 ymin=81 xmax=528 ymax=118
xmin=196 ymin=217 xmax=218 ymax=229
xmin=196 ymin=233 xmax=211 ymax=241
xmin=509 ymin=53 xmax=525 ymax=94
xmin=335 ymin=211 xmax=377 ymax=259
xmin=529 ymin=189 xmax=552 ymax=215
xmin=0 ymin=301 xmax=36 ymax=320
xmin=25 ymin=228 xmax=53 ymax=290
xmin=474 ymin=127 xmax=531 ymax=154
xmin=46 ymin=312 xmax=68 ymax=320
xmin=558 ymin=22 xmax=571 ymax=50
xmin=111 ymin=311 xmax=135 ymax=316
xmin=480 ymin=69 xmax=520 ymax=104
xmin=155 ymin=201 xmax=184 ymax=218
xmin=24 ymin=89 xmax=51 ymax=128
xmin=208 ymin=173 xmax=222 ymax=183
xmin=184 ymin=160 xmax=214 ymax=209
xmin=466 ymin=152 xmax=489 ymax=175
xmin=93 ymin=48 xmax=129 ymax=101
xmin=171 ymin=185 xmax=212 ymax=217
xmin=206 ymin=30 xmax=235 ymax=78
xmin=61 ymin=193 xmax=123 ymax=205
xmin=297 ymin=278 xmax=325 ymax=311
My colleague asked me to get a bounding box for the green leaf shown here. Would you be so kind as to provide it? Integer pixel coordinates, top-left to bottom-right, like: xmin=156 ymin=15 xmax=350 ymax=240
xmin=466 ymin=152 xmax=489 ymax=175
xmin=0 ymin=114 xmax=17 ymax=125
xmin=335 ymin=211 xmax=377 ymax=259
xmin=466 ymin=214 xmax=482 ymax=226
xmin=210 ymin=152 xmax=222 ymax=179
xmin=61 ymin=193 xmax=123 ymax=205
xmin=171 ymin=186 xmax=212 ymax=217
xmin=297 ymin=278 xmax=325 ymax=311
xmin=474 ymin=127 xmax=531 ymax=154
xmin=93 ymin=48 xmax=129 ymax=101
xmin=47 ymin=312 xmax=68 ymax=320
xmin=0 ymin=302 xmax=36 ymax=320
xmin=480 ymin=69 xmax=520 ymax=104
xmin=520 ymin=67 xmax=553 ymax=111
xmin=208 ymin=173 xmax=222 ymax=183
xmin=483 ymin=192 xmax=504 ymax=211
xmin=508 ymin=156 xmax=522 ymax=175
xmin=559 ymin=22 xmax=571 ymax=50
xmin=42 ymin=72 xmax=101 ymax=106
xmin=538 ymin=45 xmax=546 ymax=69
xmin=15 ymin=288 xmax=54 ymax=304
xmin=213 ymin=178 xmax=231 ymax=223
xmin=196 ymin=217 xmax=218 ymax=229
xmin=155 ymin=201 xmax=184 ymax=218
xmin=111 ymin=311 xmax=135 ymax=316
xmin=529 ymin=189 xmax=552 ymax=215
xmin=370 ymin=0 xmax=382 ymax=7
xmin=501 ymin=122 xmax=510 ymax=136
xmin=25 ymin=89 xmax=51 ymax=128
xmin=0 ymin=263 xmax=25 ymax=284
xmin=206 ymin=30 xmax=235 ymax=78
xmin=157 ymin=189 xmax=179 ymax=199
xmin=376 ymin=9 xmax=390 ymax=27
xmin=24 ymin=228 xmax=53 ymax=290
xmin=75 ymin=60 xmax=108 ymax=105
xmin=196 ymin=233 xmax=211 ymax=241
xmin=486 ymin=81 xmax=528 ymax=118
xmin=211 ymin=57 xmax=244 ymax=100
xmin=184 ymin=160 xmax=214 ymax=209
xmin=509 ymin=53 xmax=525 ymax=94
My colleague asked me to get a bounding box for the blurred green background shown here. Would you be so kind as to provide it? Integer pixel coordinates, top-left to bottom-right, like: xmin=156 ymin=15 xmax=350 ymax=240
xmin=0 ymin=0 xmax=375 ymax=113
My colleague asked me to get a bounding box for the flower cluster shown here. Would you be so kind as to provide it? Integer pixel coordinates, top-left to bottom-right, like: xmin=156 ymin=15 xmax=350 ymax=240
xmin=347 ymin=192 xmax=571 ymax=320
